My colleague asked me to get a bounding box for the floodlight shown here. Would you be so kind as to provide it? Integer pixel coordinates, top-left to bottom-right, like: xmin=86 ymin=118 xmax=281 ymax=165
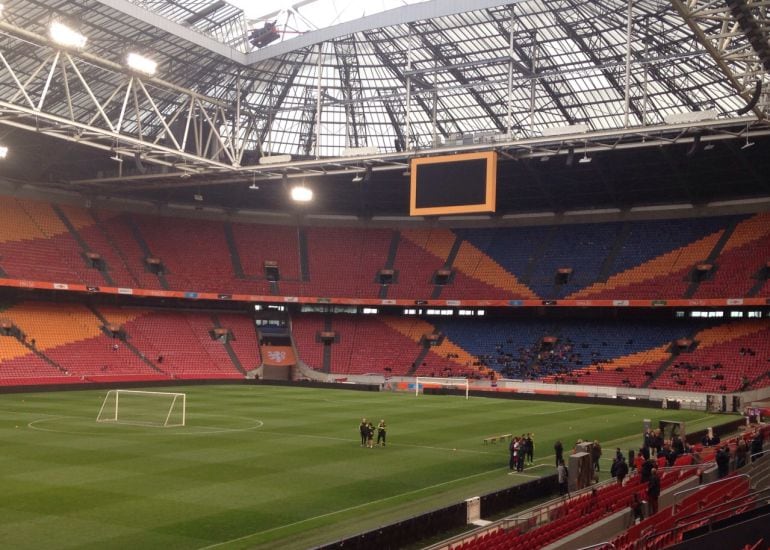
xmin=127 ymin=52 xmax=158 ymax=76
xmin=351 ymin=173 xmax=363 ymax=182
xmin=290 ymin=185 xmax=313 ymax=202
xmin=49 ymin=20 xmax=87 ymax=49
xmin=249 ymin=183 xmax=260 ymax=190
xmin=741 ymin=140 xmax=755 ymax=150
xmin=578 ymin=154 xmax=592 ymax=164
xmin=0 ymin=146 xmax=7 ymax=159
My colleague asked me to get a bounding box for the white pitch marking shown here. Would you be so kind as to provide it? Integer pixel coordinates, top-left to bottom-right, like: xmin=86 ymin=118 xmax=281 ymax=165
xmin=196 ymin=463 xmax=517 ymax=550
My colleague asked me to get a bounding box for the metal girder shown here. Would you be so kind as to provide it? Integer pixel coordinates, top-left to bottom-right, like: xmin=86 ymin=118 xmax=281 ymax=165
xmin=485 ymin=8 xmax=577 ymax=128
xmin=94 ymin=0 xmax=249 ymax=59
xmin=69 ymin=115 xmax=770 ymax=191
xmin=0 ymin=21 xmax=256 ymax=173
xmin=362 ymin=28 xmax=455 ymax=139
xmin=332 ymin=36 xmax=367 ymax=148
xmin=671 ymin=0 xmax=769 ymax=118
xmin=553 ymin=10 xmax=646 ymax=126
xmin=246 ymin=0 xmax=531 ymax=64
xmin=410 ymin=21 xmax=507 ymax=133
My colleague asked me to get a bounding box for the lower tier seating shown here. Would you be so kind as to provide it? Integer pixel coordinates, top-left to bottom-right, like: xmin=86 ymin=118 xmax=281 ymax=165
xmin=0 ymin=302 xmax=257 ymax=385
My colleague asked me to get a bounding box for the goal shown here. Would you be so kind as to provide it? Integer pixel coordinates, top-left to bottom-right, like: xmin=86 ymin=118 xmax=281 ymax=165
xmin=96 ymin=390 xmax=186 ymax=427
xmin=415 ymin=377 xmax=469 ymax=400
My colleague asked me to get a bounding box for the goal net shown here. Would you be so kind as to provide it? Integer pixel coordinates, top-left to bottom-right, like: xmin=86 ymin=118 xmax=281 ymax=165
xmin=96 ymin=390 xmax=186 ymax=427
xmin=415 ymin=377 xmax=469 ymax=400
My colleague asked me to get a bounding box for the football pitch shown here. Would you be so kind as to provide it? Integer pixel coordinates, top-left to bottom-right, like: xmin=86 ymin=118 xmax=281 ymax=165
xmin=0 ymin=385 xmax=728 ymax=549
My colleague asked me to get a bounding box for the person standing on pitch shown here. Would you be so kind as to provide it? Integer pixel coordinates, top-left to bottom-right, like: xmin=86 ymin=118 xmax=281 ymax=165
xmin=366 ymin=421 xmax=375 ymax=448
xmin=377 ymin=419 xmax=387 ymax=446
xmin=526 ymin=433 xmax=535 ymax=464
xmin=554 ymin=440 xmax=564 ymax=467
xmin=359 ymin=418 xmax=368 ymax=447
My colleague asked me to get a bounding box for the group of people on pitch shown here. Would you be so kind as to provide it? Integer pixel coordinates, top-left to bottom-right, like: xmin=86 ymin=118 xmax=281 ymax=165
xmin=508 ymin=433 xmax=535 ymax=472
xmin=359 ymin=418 xmax=387 ymax=448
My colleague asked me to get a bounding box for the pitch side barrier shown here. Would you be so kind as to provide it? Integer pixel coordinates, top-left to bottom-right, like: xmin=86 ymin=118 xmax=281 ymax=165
xmin=315 ymin=475 xmax=558 ymax=550
xmin=0 ymin=377 xmax=385 ymax=395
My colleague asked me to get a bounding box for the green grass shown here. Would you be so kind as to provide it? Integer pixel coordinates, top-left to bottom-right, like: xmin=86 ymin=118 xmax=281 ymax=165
xmin=0 ymin=385 xmax=731 ymax=549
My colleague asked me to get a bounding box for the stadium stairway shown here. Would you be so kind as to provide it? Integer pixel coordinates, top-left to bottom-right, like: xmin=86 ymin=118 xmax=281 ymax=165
xmin=88 ymin=210 xmax=146 ymax=288
xmin=216 ymin=313 xmax=261 ymax=372
xmin=125 ymin=216 xmax=169 ymax=290
xmin=69 ymin=206 xmax=142 ymax=288
xmin=683 ymin=218 xmax=739 ymax=298
xmin=431 ymin=233 xmax=464 ymax=299
xmin=378 ymin=230 xmax=401 ymax=299
xmin=695 ymin=213 xmax=770 ymax=298
xmin=445 ymin=237 xmax=538 ymax=300
xmin=222 ymin=222 xmax=247 ymax=280
xmin=322 ymin=315 xmax=333 ymax=373
xmin=640 ymin=329 xmax=700 ymax=389
xmin=390 ymin=229 xmax=449 ymax=299
xmin=211 ymin=314 xmax=246 ymax=375
xmin=88 ymin=305 xmax=167 ymax=376
xmin=298 ymin=227 xmax=310 ymax=284
xmin=51 ymin=204 xmax=114 ymax=286
xmin=569 ymin=217 xmax=738 ymax=300
xmin=596 ymin=221 xmax=632 ymax=281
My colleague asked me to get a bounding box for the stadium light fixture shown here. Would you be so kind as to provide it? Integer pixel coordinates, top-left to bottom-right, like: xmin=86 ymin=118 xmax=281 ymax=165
xmin=351 ymin=173 xmax=363 ymax=182
xmin=290 ymin=185 xmax=313 ymax=202
xmin=0 ymin=146 xmax=7 ymax=159
xmin=126 ymin=52 xmax=158 ymax=77
xmin=741 ymin=125 xmax=755 ymax=150
xmin=578 ymin=141 xmax=591 ymax=164
xmin=49 ymin=20 xmax=87 ymax=49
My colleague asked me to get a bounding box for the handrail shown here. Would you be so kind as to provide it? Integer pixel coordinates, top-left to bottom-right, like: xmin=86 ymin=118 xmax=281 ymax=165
xmin=674 ymin=486 xmax=770 ymax=527
xmin=640 ymin=491 xmax=768 ymax=549
xmin=576 ymin=542 xmax=616 ymax=550
xmin=672 ymin=473 xmax=750 ymax=513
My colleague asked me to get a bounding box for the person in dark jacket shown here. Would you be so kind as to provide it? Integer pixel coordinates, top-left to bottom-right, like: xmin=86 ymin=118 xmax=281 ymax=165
xmin=613 ymin=455 xmax=629 ymax=485
xmin=554 ymin=440 xmax=564 ymax=467
xmin=751 ymin=432 xmax=764 ymax=462
xmin=592 ymin=440 xmax=602 ymax=472
xmin=647 ymin=468 xmax=660 ymax=515
xmin=716 ymin=445 xmax=730 ymax=478
xmin=359 ymin=418 xmax=368 ymax=447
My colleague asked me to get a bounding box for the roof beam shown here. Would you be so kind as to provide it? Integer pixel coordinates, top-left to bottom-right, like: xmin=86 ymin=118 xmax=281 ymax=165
xmin=553 ymin=11 xmax=646 ymax=125
xmin=246 ymin=0 xmax=530 ymax=64
xmin=93 ymin=0 xmax=248 ymax=64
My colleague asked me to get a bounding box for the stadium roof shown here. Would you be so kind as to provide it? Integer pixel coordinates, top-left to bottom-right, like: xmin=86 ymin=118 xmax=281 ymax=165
xmin=0 ymin=0 xmax=769 ymax=215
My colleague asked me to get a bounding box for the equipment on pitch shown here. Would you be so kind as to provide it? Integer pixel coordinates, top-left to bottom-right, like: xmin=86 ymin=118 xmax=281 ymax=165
xmin=414 ymin=377 xmax=469 ymax=400
xmin=96 ymin=389 xmax=186 ymax=427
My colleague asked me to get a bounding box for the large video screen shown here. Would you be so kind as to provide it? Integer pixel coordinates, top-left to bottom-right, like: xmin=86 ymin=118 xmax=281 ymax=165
xmin=410 ymin=151 xmax=497 ymax=216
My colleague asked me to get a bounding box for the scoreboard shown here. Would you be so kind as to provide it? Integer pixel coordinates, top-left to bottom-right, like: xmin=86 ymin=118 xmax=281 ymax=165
xmin=409 ymin=151 xmax=497 ymax=216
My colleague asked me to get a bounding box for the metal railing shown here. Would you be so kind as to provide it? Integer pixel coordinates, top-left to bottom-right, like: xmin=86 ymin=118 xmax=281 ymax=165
xmin=671 ymin=473 xmax=750 ymax=514
xmin=639 ymin=488 xmax=770 ymax=549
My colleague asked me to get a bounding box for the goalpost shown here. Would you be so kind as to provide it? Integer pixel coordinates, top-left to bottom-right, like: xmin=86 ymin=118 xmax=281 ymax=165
xmin=415 ymin=377 xmax=469 ymax=400
xmin=96 ymin=390 xmax=186 ymax=427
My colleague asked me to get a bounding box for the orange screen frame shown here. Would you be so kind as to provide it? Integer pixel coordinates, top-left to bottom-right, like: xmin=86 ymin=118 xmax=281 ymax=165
xmin=409 ymin=151 xmax=497 ymax=216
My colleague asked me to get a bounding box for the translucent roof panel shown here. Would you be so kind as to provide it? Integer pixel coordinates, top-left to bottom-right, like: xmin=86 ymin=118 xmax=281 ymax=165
xmin=233 ymin=0 xmax=430 ymax=39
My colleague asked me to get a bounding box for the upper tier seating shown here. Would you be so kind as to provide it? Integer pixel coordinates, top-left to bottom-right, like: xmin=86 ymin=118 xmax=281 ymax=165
xmin=0 ymin=195 xmax=767 ymax=300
